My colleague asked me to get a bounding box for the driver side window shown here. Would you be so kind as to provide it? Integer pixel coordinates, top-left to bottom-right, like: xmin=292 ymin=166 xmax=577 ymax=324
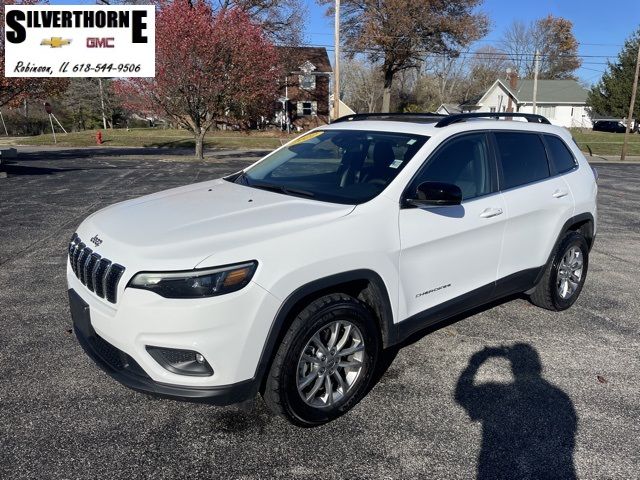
xmin=413 ymin=133 xmax=493 ymax=201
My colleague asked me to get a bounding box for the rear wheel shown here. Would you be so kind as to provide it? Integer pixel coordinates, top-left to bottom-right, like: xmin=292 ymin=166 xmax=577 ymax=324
xmin=529 ymin=231 xmax=589 ymax=311
xmin=262 ymin=293 xmax=380 ymax=426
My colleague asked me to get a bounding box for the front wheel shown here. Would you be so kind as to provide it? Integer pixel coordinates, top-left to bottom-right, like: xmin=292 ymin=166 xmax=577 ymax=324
xmin=262 ymin=293 xmax=380 ymax=426
xmin=529 ymin=231 xmax=589 ymax=311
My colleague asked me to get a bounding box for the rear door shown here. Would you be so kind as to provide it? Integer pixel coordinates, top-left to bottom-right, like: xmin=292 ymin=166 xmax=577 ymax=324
xmin=493 ymin=131 xmax=575 ymax=289
xmin=398 ymin=132 xmax=506 ymax=320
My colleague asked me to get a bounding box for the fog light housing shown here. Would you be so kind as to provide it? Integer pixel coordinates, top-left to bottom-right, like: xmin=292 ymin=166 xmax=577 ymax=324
xmin=146 ymin=346 xmax=213 ymax=376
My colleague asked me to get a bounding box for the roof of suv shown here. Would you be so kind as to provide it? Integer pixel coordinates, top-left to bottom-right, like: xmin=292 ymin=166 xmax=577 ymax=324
xmin=322 ymin=113 xmax=569 ymax=138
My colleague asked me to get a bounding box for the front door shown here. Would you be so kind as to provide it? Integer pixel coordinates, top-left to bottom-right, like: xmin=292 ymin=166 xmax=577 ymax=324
xmin=398 ymin=132 xmax=506 ymax=322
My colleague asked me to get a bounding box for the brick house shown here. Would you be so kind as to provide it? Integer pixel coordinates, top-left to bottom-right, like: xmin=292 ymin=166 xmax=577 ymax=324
xmin=276 ymin=47 xmax=333 ymax=130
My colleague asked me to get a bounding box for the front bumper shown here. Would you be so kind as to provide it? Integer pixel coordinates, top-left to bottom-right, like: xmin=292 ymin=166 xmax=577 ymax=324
xmin=69 ymin=289 xmax=256 ymax=404
xmin=67 ymin=256 xmax=282 ymax=386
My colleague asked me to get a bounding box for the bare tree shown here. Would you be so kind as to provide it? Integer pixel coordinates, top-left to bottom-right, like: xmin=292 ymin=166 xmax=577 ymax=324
xmin=117 ymin=0 xmax=307 ymax=43
xmin=412 ymin=75 xmax=441 ymax=111
xmin=411 ymin=45 xmax=511 ymax=110
xmin=500 ymin=15 xmax=581 ymax=79
xmin=462 ymin=46 xmax=510 ymax=98
xmin=422 ymin=52 xmax=469 ymax=107
xmin=212 ymin=0 xmax=306 ymax=43
xmin=500 ymin=21 xmax=531 ymax=77
xmin=340 ymin=58 xmax=384 ymax=113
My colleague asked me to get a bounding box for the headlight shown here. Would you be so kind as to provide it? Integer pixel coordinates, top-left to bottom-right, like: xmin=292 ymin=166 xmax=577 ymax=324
xmin=128 ymin=261 xmax=257 ymax=298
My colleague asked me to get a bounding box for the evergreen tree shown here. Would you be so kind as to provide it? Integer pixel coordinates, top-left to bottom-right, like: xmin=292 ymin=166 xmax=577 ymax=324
xmin=588 ymin=28 xmax=640 ymax=123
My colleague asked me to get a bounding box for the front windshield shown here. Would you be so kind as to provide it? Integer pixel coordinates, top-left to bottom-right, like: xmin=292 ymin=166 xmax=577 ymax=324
xmin=235 ymin=130 xmax=429 ymax=204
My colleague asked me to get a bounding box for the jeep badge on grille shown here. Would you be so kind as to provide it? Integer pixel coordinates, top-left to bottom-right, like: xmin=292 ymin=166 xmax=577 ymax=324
xmin=90 ymin=235 xmax=103 ymax=247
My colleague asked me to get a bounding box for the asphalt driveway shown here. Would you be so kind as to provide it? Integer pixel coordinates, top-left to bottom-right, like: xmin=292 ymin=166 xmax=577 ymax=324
xmin=0 ymin=147 xmax=638 ymax=479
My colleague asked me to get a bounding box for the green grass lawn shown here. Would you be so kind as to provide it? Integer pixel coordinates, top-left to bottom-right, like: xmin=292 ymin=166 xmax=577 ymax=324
xmin=8 ymin=128 xmax=297 ymax=150
xmin=570 ymin=128 xmax=640 ymax=157
xmin=5 ymin=126 xmax=640 ymax=159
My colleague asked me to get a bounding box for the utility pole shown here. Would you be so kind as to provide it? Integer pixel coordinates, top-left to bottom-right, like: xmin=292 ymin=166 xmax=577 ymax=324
xmin=98 ymin=78 xmax=108 ymax=130
xmin=333 ymin=0 xmax=340 ymax=121
xmin=621 ymin=41 xmax=640 ymax=162
xmin=532 ymin=49 xmax=540 ymax=114
xmin=97 ymin=0 xmax=109 ymax=129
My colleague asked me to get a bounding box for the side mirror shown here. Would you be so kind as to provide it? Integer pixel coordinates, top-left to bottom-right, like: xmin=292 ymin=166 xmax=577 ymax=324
xmin=406 ymin=181 xmax=462 ymax=207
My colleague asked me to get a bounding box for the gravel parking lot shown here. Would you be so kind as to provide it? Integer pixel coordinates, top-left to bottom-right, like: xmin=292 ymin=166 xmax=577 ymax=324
xmin=1 ymin=148 xmax=639 ymax=479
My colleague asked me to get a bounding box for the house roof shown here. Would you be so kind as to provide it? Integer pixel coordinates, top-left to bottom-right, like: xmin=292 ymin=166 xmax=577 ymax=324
xmin=496 ymin=79 xmax=588 ymax=104
xmin=437 ymin=103 xmax=462 ymax=114
xmin=277 ymin=47 xmax=333 ymax=73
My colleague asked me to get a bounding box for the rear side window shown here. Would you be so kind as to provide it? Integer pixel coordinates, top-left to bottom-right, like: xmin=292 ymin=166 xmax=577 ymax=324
xmin=544 ymin=135 xmax=577 ymax=174
xmin=495 ymin=132 xmax=550 ymax=189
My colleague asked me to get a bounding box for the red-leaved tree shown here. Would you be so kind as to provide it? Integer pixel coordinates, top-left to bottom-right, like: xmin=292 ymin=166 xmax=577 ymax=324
xmin=116 ymin=1 xmax=279 ymax=158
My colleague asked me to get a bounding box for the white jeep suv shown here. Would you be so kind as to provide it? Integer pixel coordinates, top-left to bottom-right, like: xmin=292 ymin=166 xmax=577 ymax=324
xmin=67 ymin=112 xmax=597 ymax=426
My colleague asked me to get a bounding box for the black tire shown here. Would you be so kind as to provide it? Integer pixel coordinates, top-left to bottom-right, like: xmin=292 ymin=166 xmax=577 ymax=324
xmin=529 ymin=231 xmax=589 ymax=311
xmin=262 ymin=293 xmax=380 ymax=427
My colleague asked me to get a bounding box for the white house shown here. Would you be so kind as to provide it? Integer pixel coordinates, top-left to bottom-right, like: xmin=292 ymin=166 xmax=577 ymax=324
xmin=439 ymin=79 xmax=591 ymax=128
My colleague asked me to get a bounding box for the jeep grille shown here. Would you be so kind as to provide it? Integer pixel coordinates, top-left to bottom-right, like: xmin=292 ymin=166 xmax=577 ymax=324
xmin=68 ymin=233 xmax=125 ymax=303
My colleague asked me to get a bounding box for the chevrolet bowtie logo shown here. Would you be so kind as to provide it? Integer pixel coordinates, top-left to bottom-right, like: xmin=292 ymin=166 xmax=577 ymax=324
xmin=41 ymin=37 xmax=71 ymax=48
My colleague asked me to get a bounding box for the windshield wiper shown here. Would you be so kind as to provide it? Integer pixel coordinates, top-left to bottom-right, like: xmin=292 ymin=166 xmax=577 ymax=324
xmin=249 ymin=182 xmax=316 ymax=198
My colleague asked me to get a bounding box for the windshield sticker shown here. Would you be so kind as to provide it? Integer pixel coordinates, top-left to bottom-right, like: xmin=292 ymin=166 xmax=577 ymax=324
xmin=287 ymin=131 xmax=324 ymax=146
xmin=407 ymin=139 xmax=417 ymax=145
xmin=389 ymin=159 xmax=403 ymax=169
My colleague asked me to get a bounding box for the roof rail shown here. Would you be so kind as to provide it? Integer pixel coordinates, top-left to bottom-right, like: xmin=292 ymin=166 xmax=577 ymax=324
xmin=435 ymin=112 xmax=551 ymax=128
xmin=332 ymin=112 xmax=445 ymax=124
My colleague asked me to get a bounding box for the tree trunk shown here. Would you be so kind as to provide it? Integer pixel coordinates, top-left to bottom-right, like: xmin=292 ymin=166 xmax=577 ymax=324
xmin=381 ymin=67 xmax=394 ymax=113
xmin=194 ymin=130 xmax=206 ymax=159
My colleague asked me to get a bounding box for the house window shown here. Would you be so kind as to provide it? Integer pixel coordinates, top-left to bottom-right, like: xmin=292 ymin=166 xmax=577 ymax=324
xmin=297 ymin=101 xmax=317 ymax=116
xmin=539 ymin=106 xmax=556 ymax=118
xmin=299 ymin=74 xmax=316 ymax=90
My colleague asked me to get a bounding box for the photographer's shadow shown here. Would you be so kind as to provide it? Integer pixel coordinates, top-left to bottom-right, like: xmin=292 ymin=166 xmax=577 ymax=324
xmin=455 ymin=344 xmax=577 ymax=480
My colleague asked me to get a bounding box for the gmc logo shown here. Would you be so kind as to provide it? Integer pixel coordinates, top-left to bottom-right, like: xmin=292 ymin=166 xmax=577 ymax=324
xmin=86 ymin=37 xmax=114 ymax=48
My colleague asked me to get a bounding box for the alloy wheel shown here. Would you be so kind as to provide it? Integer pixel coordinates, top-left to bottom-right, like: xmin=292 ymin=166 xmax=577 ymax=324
xmin=296 ymin=320 xmax=365 ymax=408
xmin=557 ymin=246 xmax=584 ymax=299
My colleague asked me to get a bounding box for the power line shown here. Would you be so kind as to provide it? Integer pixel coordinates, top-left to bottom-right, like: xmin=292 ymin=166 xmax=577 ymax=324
xmin=279 ymin=42 xmax=616 ymax=66
xmin=305 ymin=31 xmax=626 ymax=48
xmin=287 ymin=42 xmax=616 ymax=60
xmin=581 ymin=66 xmax=607 ymax=73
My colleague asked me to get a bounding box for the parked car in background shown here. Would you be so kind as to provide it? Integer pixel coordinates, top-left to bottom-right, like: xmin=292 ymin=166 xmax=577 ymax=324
xmin=593 ymin=120 xmax=627 ymax=133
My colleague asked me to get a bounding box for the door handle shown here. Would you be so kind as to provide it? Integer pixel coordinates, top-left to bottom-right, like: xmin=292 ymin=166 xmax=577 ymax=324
xmin=480 ymin=207 xmax=503 ymax=218
xmin=553 ymin=189 xmax=569 ymax=198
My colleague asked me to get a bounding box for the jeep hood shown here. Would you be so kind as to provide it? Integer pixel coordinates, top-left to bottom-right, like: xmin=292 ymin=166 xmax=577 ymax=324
xmin=77 ymin=179 xmax=355 ymax=270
